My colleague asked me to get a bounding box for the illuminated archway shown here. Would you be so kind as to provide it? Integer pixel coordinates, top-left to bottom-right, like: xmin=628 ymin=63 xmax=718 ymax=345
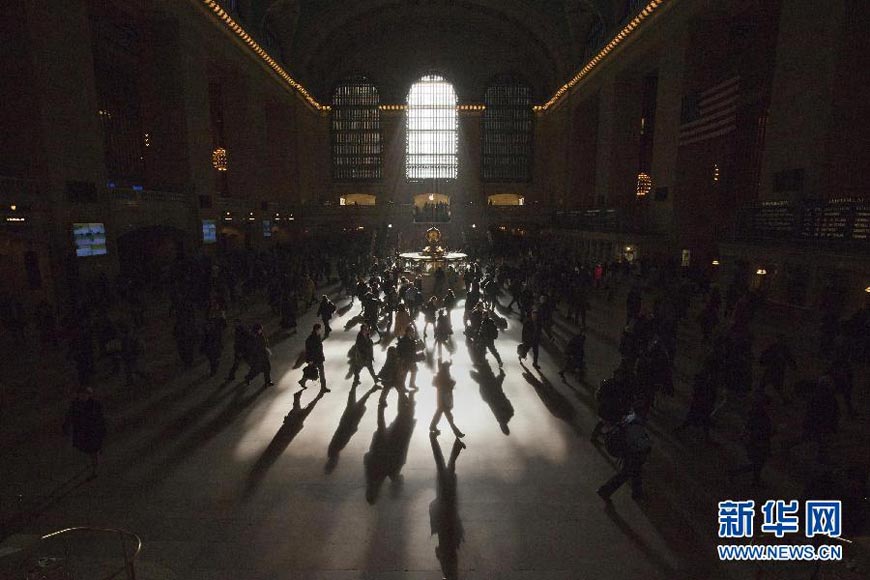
xmin=487 ymin=193 xmax=525 ymax=206
xmin=339 ymin=193 xmax=377 ymax=206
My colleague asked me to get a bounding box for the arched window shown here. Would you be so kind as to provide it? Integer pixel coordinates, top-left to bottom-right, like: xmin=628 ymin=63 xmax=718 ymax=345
xmin=482 ymin=79 xmax=532 ymax=182
xmin=331 ymin=77 xmax=382 ymax=181
xmin=407 ymin=75 xmax=458 ymax=180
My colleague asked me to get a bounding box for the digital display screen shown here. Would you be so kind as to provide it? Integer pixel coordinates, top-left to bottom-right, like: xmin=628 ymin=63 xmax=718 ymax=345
xmin=262 ymin=219 xmax=272 ymax=238
xmin=202 ymin=220 xmax=217 ymax=244
xmin=73 ymin=223 xmax=107 ymax=257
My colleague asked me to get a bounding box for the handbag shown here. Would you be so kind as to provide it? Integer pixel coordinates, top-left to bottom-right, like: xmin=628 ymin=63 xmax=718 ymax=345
xmin=303 ymin=363 xmax=319 ymax=380
xmin=517 ymin=343 xmax=530 ymax=359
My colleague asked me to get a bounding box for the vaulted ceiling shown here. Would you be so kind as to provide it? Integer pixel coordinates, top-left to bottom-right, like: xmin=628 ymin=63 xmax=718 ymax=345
xmin=242 ymin=0 xmax=620 ymax=103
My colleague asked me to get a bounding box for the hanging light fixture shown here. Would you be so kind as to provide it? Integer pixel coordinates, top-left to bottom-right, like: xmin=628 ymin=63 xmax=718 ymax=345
xmin=636 ymin=172 xmax=652 ymax=197
xmin=212 ymin=147 xmax=228 ymax=171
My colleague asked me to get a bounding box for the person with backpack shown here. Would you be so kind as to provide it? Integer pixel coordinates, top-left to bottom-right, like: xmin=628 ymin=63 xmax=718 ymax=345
xmin=597 ymin=413 xmax=652 ymax=502
xmin=317 ymin=295 xmax=337 ymax=338
xmin=590 ymin=370 xmax=632 ymax=443
xmin=477 ymin=311 xmax=502 ymax=367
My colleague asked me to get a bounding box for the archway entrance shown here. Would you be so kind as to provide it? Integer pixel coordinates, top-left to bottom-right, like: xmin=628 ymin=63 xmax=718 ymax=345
xmin=487 ymin=193 xmax=525 ymax=206
xmin=339 ymin=193 xmax=377 ymax=206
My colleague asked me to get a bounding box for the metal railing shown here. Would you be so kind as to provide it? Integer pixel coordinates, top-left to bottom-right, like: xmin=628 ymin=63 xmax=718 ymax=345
xmin=14 ymin=527 xmax=142 ymax=580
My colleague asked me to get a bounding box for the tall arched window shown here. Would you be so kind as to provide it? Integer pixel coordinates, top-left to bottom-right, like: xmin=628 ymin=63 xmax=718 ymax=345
xmin=331 ymin=77 xmax=382 ymax=181
xmin=407 ymin=75 xmax=458 ymax=180
xmin=482 ymin=79 xmax=532 ymax=182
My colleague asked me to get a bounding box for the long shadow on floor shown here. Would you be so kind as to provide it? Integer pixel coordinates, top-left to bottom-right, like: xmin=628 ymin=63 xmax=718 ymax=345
xmin=140 ymin=381 xmax=271 ymax=490
xmin=520 ymin=363 xmax=583 ymax=436
xmin=325 ymin=384 xmax=380 ymax=473
xmin=364 ymin=389 xmax=416 ymax=504
xmin=429 ymin=432 xmax=465 ymax=580
xmin=604 ymin=504 xmax=676 ymax=578
xmin=469 ymin=359 xmax=513 ymax=435
xmin=119 ymin=376 xmax=242 ymax=466
xmin=243 ymin=388 xmax=326 ymax=499
xmin=0 ymin=468 xmax=92 ymax=539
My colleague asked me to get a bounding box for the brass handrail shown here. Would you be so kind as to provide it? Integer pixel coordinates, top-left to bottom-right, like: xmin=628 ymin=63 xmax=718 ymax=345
xmin=35 ymin=527 xmax=142 ymax=580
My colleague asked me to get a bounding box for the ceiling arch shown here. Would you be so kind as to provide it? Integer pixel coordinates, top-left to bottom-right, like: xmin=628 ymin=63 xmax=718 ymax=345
xmin=252 ymin=0 xmax=613 ymax=102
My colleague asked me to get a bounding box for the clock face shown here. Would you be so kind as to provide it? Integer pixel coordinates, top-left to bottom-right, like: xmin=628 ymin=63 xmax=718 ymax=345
xmin=426 ymin=227 xmax=442 ymax=244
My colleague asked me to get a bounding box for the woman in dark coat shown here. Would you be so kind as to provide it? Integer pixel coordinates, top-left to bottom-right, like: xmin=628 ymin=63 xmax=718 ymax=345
xmin=64 ymin=388 xmax=106 ymax=478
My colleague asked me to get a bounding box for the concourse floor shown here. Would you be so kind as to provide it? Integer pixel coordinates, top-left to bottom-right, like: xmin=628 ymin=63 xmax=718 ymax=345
xmin=4 ymin=295 xmax=753 ymax=579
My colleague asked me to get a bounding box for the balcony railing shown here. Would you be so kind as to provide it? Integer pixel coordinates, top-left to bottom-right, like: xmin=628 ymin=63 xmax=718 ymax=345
xmin=733 ymin=199 xmax=870 ymax=243
xmin=552 ymin=208 xmax=625 ymax=232
xmin=1 ymin=527 xmax=141 ymax=579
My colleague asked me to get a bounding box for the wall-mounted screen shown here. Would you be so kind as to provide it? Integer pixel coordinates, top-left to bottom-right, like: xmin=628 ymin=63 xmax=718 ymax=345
xmin=262 ymin=219 xmax=272 ymax=238
xmin=73 ymin=223 xmax=107 ymax=257
xmin=202 ymin=219 xmax=217 ymax=244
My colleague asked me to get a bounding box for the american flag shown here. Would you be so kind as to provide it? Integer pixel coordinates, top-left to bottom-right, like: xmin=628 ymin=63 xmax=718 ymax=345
xmin=679 ymin=76 xmax=740 ymax=146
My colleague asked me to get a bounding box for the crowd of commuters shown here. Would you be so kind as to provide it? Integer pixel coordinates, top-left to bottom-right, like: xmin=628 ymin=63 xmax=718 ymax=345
xmin=5 ymin=227 xmax=868 ymax=574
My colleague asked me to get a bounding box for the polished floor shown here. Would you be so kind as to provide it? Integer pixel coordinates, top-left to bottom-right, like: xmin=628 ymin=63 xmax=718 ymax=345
xmin=4 ymin=295 xmax=763 ymax=579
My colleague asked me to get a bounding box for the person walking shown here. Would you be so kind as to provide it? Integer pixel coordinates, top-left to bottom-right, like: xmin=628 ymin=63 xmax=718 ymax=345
xmin=317 ymin=295 xmax=337 ymax=338
xmin=597 ymin=413 xmax=652 ymax=502
xmin=394 ymin=303 xmax=412 ymax=338
xmin=352 ymin=324 xmax=379 ymax=386
xmin=559 ymin=331 xmax=586 ymax=380
xmin=429 ymin=360 xmax=465 ymax=439
xmin=119 ymin=323 xmax=148 ymax=385
xmin=397 ymin=324 xmax=419 ymax=391
xmin=300 ymin=323 xmax=328 ymax=391
xmin=422 ymin=296 xmax=438 ymax=338
xmin=201 ymin=317 xmax=226 ymax=378
xmin=227 ymin=322 xmax=251 ymax=381
xmin=63 ymin=387 xmax=106 ymax=479
xmin=758 ymin=334 xmax=797 ymax=404
xmin=477 ymin=311 xmax=502 ymax=367
xmin=244 ymin=323 xmax=274 ymax=387
xmin=520 ymin=310 xmax=542 ymax=368
xmin=728 ymin=394 xmax=773 ymax=486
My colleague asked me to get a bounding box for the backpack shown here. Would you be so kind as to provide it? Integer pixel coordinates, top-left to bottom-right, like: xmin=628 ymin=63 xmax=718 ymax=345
xmin=595 ymin=379 xmax=627 ymax=423
xmin=604 ymin=424 xmax=628 ymax=458
xmin=481 ymin=319 xmax=498 ymax=341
